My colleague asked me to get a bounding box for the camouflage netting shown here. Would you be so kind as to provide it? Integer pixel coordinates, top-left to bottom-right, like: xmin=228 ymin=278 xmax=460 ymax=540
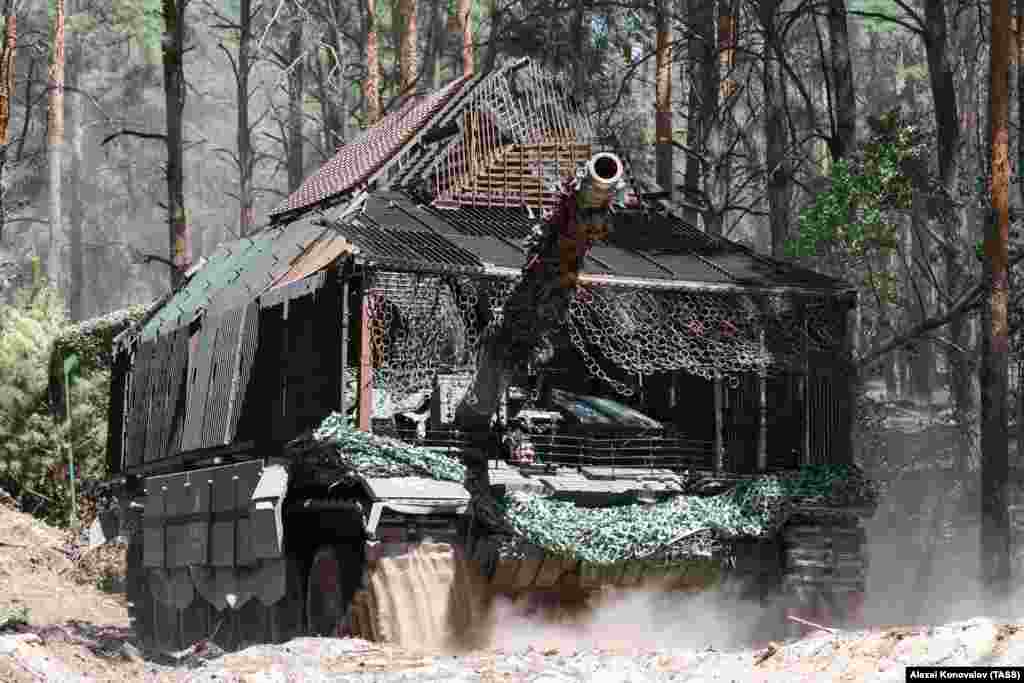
xmin=492 ymin=464 xmax=877 ymax=565
xmin=307 ymin=412 xmax=466 ymax=482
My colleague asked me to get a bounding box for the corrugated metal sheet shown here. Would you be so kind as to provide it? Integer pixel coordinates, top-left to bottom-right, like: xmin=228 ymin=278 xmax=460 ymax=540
xmin=180 ymin=318 xmax=219 ymax=451
xmin=126 ymin=340 xmax=156 ymax=468
xmin=226 ymin=302 xmax=258 ymax=441
xmin=272 ymin=76 xmax=471 ymax=218
xmin=201 ymin=307 xmax=245 ymax=448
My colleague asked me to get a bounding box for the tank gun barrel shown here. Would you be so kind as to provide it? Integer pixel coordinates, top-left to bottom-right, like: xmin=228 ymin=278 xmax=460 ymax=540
xmin=455 ymin=152 xmax=626 ymax=432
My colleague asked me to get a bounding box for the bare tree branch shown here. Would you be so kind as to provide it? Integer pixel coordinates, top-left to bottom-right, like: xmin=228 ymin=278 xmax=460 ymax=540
xmin=100 ymin=129 xmax=167 ymax=146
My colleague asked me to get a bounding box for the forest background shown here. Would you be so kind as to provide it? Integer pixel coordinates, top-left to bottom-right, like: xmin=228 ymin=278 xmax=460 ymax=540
xmin=0 ymin=0 xmax=1021 ymax=619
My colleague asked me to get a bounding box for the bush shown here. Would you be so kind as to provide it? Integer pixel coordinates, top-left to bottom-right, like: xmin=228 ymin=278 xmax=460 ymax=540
xmin=0 ymin=288 xmax=143 ymax=528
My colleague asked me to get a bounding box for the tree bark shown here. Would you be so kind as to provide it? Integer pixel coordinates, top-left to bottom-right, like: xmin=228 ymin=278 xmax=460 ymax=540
xmin=981 ymin=0 xmax=1012 ymax=606
xmin=47 ymin=0 xmax=65 ymax=287
xmin=286 ymin=18 xmax=304 ymax=192
xmin=826 ymin=0 xmax=856 ymax=161
xmin=922 ymin=0 xmax=971 ymax=459
xmin=458 ymin=0 xmax=473 ymax=76
xmin=365 ymin=0 xmax=381 ymax=124
xmin=424 ymin=0 xmax=443 ymax=88
xmin=909 ymin=200 xmax=935 ymax=403
xmin=1019 ymin=0 xmax=1024 ymax=210
xmin=655 ymin=0 xmax=672 ymax=196
xmin=67 ymin=6 xmax=84 ymax=320
xmin=398 ymin=0 xmax=418 ymax=95
xmin=237 ymin=0 xmax=254 ymax=237
xmin=0 ymin=7 xmax=15 ymax=146
xmin=0 ymin=6 xmax=17 ymax=244
xmin=759 ymin=0 xmax=791 ymax=258
xmin=163 ymin=0 xmax=191 ymax=288
xmin=682 ymin=0 xmax=719 ymax=232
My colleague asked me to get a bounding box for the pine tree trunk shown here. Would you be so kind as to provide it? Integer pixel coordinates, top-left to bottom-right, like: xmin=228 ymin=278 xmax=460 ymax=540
xmin=287 ymin=19 xmax=304 ymax=192
xmin=0 ymin=7 xmax=17 ymax=244
xmin=424 ymin=0 xmax=443 ymax=88
xmin=923 ymin=0 xmax=971 ymax=464
xmin=67 ymin=15 xmax=84 ymax=320
xmin=654 ymin=0 xmax=672 ymax=196
xmin=759 ymin=0 xmax=791 ymax=258
xmin=909 ymin=202 xmax=935 ymax=404
xmin=682 ymin=0 xmax=718 ymax=232
xmin=365 ymin=0 xmax=381 ymax=124
xmin=47 ymin=0 xmax=65 ymax=287
xmin=398 ymin=0 xmax=417 ymax=94
xmin=1019 ymin=0 xmax=1024 ymax=210
xmin=458 ymin=0 xmax=473 ymax=76
xmin=826 ymin=0 xmax=856 ymax=161
xmin=163 ymin=0 xmax=191 ymax=288
xmin=981 ymin=0 xmax=1012 ymax=605
xmin=238 ymin=0 xmax=254 ymax=237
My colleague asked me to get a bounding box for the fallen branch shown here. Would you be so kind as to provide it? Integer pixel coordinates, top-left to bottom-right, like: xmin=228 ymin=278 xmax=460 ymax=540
xmin=786 ymin=614 xmax=837 ymax=634
xmin=100 ymin=129 xmax=167 ymax=147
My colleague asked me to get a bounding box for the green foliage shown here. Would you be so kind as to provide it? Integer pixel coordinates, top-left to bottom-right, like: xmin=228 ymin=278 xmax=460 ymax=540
xmin=786 ymin=111 xmax=918 ymax=297
xmin=0 ymin=290 xmax=119 ymax=528
xmin=0 ymin=605 xmax=30 ymax=631
xmin=849 ymin=0 xmax=905 ymax=34
xmin=111 ymin=0 xmax=163 ymax=62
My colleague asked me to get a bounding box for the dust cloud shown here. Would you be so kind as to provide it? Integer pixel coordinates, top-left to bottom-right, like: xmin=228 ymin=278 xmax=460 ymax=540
xmin=479 ymin=581 xmax=775 ymax=654
xmin=361 ymin=545 xmax=775 ymax=655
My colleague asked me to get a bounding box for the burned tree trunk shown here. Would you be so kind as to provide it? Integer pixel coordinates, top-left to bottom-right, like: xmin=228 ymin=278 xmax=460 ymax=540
xmin=759 ymin=0 xmax=791 ymax=258
xmin=923 ymin=0 xmax=970 ymax=461
xmin=682 ymin=0 xmax=721 ymax=233
xmin=163 ymin=0 xmax=191 ymax=288
xmin=237 ymin=0 xmax=255 ymax=237
xmin=287 ymin=18 xmax=304 ymax=192
xmin=826 ymin=0 xmax=856 ymax=162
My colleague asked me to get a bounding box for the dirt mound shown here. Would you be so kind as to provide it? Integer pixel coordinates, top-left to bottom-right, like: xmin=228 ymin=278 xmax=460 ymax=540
xmin=0 ymin=504 xmax=129 ymax=628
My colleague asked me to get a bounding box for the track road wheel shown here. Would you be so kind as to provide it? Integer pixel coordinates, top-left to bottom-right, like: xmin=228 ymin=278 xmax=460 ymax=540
xmin=307 ymin=545 xmax=355 ymax=637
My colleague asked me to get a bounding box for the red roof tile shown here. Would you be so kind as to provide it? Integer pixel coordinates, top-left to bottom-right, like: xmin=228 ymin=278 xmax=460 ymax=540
xmin=272 ymin=77 xmax=470 ymax=217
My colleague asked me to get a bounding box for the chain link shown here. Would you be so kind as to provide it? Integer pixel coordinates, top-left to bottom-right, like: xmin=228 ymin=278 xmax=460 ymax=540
xmin=365 ymin=270 xmax=846 ymax=406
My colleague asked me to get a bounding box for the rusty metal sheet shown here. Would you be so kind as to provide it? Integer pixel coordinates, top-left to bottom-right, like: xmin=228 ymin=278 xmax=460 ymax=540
xmin=266 ymin=233 xmax=353 ymax=292
xmin=272 ymin=77 xmax=470 ymax=218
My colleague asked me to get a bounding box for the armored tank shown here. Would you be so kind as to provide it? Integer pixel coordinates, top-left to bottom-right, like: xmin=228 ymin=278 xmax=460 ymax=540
xmin=108 ymin=58 xmax=874 ymax=652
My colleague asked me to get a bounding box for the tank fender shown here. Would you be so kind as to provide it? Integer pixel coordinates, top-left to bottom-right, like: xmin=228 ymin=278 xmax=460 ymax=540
xmin=250 ymin=464 xmax=288 ymax=560
xmin=188 ymin=560 xmax=287 ymax=611
xmin=148 ymin=567 xmax=195 ymax=610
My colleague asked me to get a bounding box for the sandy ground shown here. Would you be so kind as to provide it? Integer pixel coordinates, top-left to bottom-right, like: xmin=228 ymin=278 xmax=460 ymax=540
xmin=4 ymin=450 xmax=1024 ymax=681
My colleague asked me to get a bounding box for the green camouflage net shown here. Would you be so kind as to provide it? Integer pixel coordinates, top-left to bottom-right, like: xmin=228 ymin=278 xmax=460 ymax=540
xmin=496 ymin=464 xmax=876 ymax=565
xmin=310 ymin=412 xmax=467 ymax=482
